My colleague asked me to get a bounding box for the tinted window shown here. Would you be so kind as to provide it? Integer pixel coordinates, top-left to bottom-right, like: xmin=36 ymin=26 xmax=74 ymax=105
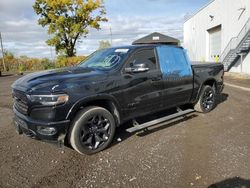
xmin=156 ymin=46 xmax=192 ymax=77
xmin=129 ymin=49 xmax=156 ymax=70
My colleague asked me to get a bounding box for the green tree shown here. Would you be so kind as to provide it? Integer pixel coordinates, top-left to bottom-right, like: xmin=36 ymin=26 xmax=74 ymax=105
xmin=33 ymin=0 xmax=107 ymax=57
xmin=98 ymin=40 xmax=111 ymax=49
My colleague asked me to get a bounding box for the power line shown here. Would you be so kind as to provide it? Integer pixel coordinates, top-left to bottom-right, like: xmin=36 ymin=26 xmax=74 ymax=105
xmin=89 ymin=30 xmax=183 ymax=37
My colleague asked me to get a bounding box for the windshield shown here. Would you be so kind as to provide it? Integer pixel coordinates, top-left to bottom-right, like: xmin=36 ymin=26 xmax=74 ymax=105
xmin=79 ymin=48 xmax=130 ymax=70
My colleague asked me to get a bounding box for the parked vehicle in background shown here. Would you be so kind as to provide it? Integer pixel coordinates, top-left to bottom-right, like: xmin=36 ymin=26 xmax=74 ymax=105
xmin=12 ymin=44 xmax=224 ymax=155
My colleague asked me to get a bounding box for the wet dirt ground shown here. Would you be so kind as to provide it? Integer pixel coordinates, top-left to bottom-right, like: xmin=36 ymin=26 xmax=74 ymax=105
xmin=0 ymin=74 xmax=250 ymax=188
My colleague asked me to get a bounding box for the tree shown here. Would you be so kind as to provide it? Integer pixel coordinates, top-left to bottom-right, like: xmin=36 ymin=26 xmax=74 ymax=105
xmin=98 ymin=40 xmax=111 ymax=50
xmin=33 ymin=0 xmax=107 ymax=57
xmin=3 ymin=51 xmax=14 ymax=59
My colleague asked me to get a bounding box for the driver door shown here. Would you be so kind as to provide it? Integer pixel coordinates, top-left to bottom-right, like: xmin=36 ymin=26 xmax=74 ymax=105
xmin=120 ymin=48 xmax=164 ymax=119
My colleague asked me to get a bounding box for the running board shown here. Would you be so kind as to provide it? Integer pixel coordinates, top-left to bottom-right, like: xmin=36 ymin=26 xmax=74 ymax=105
xmin=126 ymin=109 xmax=194 ymax=133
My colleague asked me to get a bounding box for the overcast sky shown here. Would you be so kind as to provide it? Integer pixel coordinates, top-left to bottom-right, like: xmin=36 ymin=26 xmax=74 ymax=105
xmin=0 ymin=0 xmax=210 ymax=58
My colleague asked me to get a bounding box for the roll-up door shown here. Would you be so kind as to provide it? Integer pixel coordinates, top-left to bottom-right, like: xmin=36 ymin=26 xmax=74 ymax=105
xmin=208 ymin=25 xmax=222 ymax=62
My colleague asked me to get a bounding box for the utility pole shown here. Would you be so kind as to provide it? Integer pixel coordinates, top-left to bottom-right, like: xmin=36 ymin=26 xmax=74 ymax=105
xmin=110 ymin=27 xmax=113 ymax=46
xmin=50 ymin=46 xmax=53 ymax=60
xmin=0 ymin=32 xmax=6 ymax=72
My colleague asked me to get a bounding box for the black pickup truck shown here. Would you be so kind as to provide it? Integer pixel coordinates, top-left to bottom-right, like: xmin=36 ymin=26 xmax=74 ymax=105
xmin=12 ymin=44 xmax=224 ymax=155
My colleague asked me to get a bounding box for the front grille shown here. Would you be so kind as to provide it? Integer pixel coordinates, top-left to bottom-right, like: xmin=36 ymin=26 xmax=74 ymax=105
xmin=13 ymin=90 xmax=29 ymax=115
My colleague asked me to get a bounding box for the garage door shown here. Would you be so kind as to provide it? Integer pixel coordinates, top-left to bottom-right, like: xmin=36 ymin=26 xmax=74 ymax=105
xmin=209 ymin=25 xmax=221 ymax=62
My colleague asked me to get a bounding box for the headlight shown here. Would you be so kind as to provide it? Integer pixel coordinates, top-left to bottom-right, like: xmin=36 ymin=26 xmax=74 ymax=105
xmin=27 ymin=94 xmax=69 ymax=106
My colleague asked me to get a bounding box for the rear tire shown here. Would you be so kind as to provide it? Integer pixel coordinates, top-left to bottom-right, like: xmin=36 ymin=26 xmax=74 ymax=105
xmin=194 ymin=85 xmax=215 ymax=113
xmin=68 ymin=106 xmax=116 ymax=155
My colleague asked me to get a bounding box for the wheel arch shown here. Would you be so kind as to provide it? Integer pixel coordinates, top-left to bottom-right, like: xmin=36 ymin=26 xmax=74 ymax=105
xmin=203 ymin=79 xmax=217 ymax=89
xmin=195 ymin=78 xmax=217 ymax=103
xmin=66 ymin=94 xmax=121 ymax=126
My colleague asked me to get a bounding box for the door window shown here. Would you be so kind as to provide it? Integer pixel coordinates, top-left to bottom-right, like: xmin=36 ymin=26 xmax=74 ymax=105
xmin=128 ymin=49 xmax=157 ymax=71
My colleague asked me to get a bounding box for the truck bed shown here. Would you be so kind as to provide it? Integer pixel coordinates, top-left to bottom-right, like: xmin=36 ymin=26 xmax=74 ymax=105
xmin=190 ymin=62 xmax=224 ymax=101
xmin=191 ymin=61 xmax=224 ymax=70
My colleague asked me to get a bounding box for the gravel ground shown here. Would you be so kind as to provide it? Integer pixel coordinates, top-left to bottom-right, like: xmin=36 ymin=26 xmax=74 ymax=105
xmin=0 ymin=74 xmax=250 ymax=188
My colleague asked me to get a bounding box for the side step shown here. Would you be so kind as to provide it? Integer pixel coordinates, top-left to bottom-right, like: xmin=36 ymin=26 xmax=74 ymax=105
xmin=126 ymin=109 xmax=194 ymax=133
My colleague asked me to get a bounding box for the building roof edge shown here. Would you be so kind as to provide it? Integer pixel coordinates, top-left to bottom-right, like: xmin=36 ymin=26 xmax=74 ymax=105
xmin=184 ymin=0 xmax=215 ymax=23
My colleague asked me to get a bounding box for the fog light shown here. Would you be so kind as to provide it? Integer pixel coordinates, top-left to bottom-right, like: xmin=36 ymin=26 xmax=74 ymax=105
xmin=37 ymin=127 xmax=57 ymax=136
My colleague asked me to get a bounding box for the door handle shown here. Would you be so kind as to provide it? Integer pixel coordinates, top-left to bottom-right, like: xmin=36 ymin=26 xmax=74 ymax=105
xmin=151 ymin=76 xmax=161 ymax=82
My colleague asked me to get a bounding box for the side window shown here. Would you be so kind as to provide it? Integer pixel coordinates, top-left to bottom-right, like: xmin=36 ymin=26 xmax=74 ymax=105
xmin=156 ymin=46 xmax=192 ymax=77
xmin=172 ymin=48 xmax=190 ymax=71
xmin=129 ymin=49 xmax=156 ymax=70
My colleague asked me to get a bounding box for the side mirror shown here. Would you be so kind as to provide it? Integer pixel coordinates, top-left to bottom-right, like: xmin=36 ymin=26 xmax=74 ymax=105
xmin=125 ymin=63 xmax=149 ymax=73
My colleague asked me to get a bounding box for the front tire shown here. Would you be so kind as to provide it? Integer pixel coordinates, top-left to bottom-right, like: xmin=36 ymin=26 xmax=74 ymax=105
xmin=194 ymin=85 xmax=215 ymax=113
xmin=68 ymin=106 xmax=116 ymax=155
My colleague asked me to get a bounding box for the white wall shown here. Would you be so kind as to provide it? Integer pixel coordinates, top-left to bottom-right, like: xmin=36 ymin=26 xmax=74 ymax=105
xmin=230 ymin=53 xmax=250 ymax=74
xmin=184 ymin=0 xmax=250 ymax=73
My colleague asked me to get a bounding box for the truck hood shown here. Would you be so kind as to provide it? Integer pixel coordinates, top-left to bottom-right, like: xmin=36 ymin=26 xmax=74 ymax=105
xmin=12 ymin=67 xmax=108 ymax=93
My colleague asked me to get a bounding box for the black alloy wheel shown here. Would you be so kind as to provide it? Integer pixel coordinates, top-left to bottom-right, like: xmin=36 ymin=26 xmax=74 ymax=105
xmin=194 ymin=85 xmax=216 ymax=113
xmin=79 ymin=114 xmax=111 ymax=150
xmin=201 ymin=89 xmax=215 ymax=111
xmin=69 ymin=106 xmax=116 ymax=155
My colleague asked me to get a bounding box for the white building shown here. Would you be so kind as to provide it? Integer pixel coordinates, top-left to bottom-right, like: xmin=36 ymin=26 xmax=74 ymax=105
xmin=184 ymin=0 xmax=250 ymax=74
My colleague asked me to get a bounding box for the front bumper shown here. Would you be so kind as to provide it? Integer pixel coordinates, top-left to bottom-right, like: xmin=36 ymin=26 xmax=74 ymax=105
xmin=13 ymin=108 xmax=70 ymax=142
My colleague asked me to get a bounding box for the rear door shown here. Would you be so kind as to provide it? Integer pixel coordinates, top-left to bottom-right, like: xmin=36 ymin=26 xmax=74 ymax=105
xmin=156 ymin=46 xmax=193 ymax=107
